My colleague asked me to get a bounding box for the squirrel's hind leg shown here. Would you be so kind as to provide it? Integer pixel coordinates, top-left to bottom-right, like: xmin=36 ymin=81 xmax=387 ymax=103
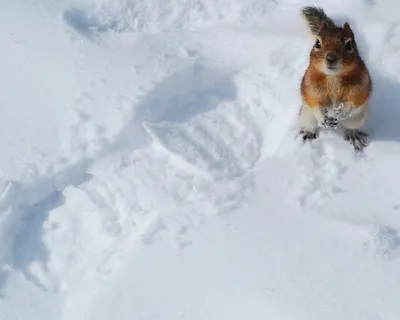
xmin=344 ymin=129 xmax=369 ymax=150
xmin=298 ymin=103 xmax=323 ymax=141
xmin=340 ymin=105 xmax=370 ymax=150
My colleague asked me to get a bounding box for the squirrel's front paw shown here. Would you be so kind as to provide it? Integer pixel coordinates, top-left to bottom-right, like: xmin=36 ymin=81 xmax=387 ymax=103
xmin=321 ymin=117 xmax=338 ymax=129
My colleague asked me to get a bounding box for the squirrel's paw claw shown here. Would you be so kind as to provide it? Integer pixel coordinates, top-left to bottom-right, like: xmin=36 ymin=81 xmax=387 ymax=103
xmin=300 ymin=129 xmax=318 ymax=141
xmin=344 ymin=129 xmax=370 ymax=150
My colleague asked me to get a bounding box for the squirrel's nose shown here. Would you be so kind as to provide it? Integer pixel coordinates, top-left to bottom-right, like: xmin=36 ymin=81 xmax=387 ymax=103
xmin=326 ymin=52 xmax=338 ymax=64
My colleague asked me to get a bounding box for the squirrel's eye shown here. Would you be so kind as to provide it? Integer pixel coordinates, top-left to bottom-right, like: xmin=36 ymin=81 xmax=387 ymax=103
xmin=314 ymin=39 xmax=321 ymax=49
xmin=345 ymin=39 xmax=353 ymax=50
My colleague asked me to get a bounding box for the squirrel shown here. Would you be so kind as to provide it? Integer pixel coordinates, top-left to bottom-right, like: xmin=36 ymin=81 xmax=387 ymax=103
xmin=298 ymin=6 xmax=372 ymax=151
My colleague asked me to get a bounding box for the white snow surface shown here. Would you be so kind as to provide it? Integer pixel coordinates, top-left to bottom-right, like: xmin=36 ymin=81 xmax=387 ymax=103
xmin=1 ymin=0 xmax=400 ymax=319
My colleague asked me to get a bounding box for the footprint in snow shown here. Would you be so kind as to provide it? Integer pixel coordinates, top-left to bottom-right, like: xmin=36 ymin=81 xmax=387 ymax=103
xmin=63 ymin=8 xmax=118 ymax=38
xmin=366 ymin=226 xmax=400 ymax=258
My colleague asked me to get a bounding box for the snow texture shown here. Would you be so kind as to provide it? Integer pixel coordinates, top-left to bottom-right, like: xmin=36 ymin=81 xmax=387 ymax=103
xmin=1 ymin=0 xmax=400 ymax=319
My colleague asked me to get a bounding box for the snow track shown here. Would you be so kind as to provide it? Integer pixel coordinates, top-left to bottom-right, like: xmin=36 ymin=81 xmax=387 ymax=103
xmin=297 ymin=134 xmax=348 ymax=210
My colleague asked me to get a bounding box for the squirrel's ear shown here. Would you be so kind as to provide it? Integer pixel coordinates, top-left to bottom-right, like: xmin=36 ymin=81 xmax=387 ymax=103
xmin=343 ymin=22 xmax=354 ymax=38
xmin=318 ymin=20 xmax=328 ymax=34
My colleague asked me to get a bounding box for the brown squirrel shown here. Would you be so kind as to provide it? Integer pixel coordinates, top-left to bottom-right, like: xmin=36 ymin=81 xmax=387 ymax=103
xmin=299 ymin=6 xmax=372 ymax=150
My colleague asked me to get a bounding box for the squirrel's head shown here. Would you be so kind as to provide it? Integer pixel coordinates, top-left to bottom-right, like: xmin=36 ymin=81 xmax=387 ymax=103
xmin=310 ymin=21 xmax=360 ymax=75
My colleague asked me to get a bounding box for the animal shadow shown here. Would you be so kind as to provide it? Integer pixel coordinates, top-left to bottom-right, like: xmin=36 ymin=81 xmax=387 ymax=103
xmin=366 ymin=69 xmax=400 ymax=143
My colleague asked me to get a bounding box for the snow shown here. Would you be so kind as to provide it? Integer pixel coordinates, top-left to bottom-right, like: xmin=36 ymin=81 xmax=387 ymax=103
xmin=1 ymin=0 xmax=400 ymax=319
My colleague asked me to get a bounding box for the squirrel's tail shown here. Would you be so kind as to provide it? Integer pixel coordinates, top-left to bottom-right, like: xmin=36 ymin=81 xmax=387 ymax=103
xmin=301 ymin=6 xmax=336 ymax=36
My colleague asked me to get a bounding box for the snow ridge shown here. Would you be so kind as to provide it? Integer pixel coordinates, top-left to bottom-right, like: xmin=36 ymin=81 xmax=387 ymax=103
xmin=63 ymin=0 xmax=280 ymax=35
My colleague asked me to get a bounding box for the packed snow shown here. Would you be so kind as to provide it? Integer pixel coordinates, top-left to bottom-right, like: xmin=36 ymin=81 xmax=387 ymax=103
xmin=1 ymin=0 xmax=400 ymax=319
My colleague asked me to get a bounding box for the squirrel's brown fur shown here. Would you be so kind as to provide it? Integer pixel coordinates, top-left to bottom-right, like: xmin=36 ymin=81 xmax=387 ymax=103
xmin=301 ymin=9 xmax=372 ymax=110
xmin=299 ymin=6 xmax=372 ymax=150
